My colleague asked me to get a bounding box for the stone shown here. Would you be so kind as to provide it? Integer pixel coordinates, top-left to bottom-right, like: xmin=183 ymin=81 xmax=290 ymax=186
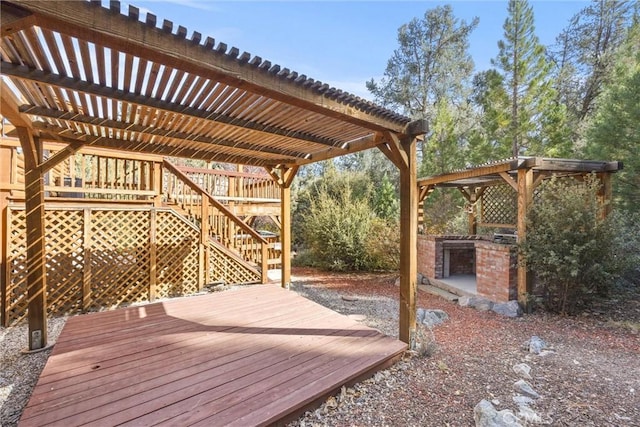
xmin=458 ymin=296 xmax=494 ymax=311
xmin=341 ymin=295 xmax=358 ymax=302
xmin=517 ymin=405 xmax=547 ymax=424
xmin=474 ymin=399 xmax=522 ymax=427
xmin=512 ymin=363 xmax=533 ymax=380
xmin=525 ymin=336 xmax=547 ymax=354
xmin=417 ymin=308 xmax=449 ymax=327
xmin=514 ymin=379 xmax=540 ymax=399
xmin=513 ymin=394 xmax=535 ymax=407
xmin=492 ymin=300 xmax=523 ymax=318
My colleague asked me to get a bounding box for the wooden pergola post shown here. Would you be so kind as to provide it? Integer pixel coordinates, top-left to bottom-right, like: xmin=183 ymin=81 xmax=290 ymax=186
xmin=17 ymin=127 xmax=48 ymax=351
xmin=268 ymin=165 xmax=298 ymax=289
xmin=399 ymin=136 xmax=418 ymax=348
xmin=516 ymin=167 xmax=534 ymax=311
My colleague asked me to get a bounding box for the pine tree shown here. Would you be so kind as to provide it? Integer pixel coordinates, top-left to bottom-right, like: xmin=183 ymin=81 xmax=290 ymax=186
xmin=586 ymin=20 xmax=640 ymax=213
xmin=493 ymin=0 xmax=568 ymax=157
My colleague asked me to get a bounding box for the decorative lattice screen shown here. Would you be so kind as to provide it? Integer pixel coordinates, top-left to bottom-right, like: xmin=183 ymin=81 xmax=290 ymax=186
xmin=3 ymin=206 xmax=262 ymax=326
xmin=88 ymin=210 xmax=151 ymax=311
xmin=156 ymin=211 xmax=200 ymax=298
xmin=480 ymin=185 xmax=517 ymax=227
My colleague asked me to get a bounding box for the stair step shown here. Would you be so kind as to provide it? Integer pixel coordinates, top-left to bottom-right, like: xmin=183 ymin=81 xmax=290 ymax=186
xmin=418 ymin=284 xmax=459 ymax=302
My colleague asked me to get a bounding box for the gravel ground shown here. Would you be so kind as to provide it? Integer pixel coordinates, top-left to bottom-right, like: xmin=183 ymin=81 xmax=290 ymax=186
xmin=288 ymin=268 xmax=640 ymax=427
xmin=2 ymin=269 xmax=639 ymax=427
xmin=1 ymin=316 xmax=67 ymax=427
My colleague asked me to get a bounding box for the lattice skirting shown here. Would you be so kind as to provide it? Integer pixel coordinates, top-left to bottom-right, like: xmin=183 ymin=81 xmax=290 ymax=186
xmin=2 ymin=207 xmax=258 ymax=326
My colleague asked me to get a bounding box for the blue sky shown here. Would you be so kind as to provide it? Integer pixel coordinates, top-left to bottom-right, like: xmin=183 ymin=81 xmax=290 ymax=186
xmin=130 ymin=1 xmax=589 ymax=99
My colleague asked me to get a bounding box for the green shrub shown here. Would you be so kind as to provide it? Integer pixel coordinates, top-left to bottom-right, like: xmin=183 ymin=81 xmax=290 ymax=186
xmin=521 ymin=175 xmax=632 ymax=314
xmin=364 ymin=218 xmax=400 ymax=270
xmin=301 ymin=185 xmax=373 ymax=271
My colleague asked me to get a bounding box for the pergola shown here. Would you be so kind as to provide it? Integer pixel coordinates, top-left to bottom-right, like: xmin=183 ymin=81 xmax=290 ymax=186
xmin=417 ymin=157 xmax=623 ymax=307
xmin=0 ymin=0 xmax=426 ymax=351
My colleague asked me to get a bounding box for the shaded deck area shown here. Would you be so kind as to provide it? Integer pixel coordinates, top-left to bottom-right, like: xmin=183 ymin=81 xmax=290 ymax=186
xmin=20 ymin=286 xmax=406 ymax=426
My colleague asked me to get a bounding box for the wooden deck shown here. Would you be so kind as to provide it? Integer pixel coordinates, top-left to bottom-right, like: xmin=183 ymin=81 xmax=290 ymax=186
xmin=19 ymin=285 xmax=406 ymax=426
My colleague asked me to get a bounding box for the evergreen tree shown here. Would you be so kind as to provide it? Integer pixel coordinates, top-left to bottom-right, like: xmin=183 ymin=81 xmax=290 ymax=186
xmin=551 ymin=0 xmax=634 ymax=143
xmin=585 ymin=20 xmax=640 ymax=213
xmin=493 ymin=0 xmax=569 ymax=157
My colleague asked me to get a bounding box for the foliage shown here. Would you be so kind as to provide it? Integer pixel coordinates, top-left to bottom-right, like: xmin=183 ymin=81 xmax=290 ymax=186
xmin=364 ymin=218 xmax=401 ymax=271
xmin=521 ymin=175 xmax=630 ymax=314
xmin=374 ymin=173 xmax=399 ymax=221
xmin=366 ymin=5 xmax=478 ymax=119
xmin=585 ymin=20 xmax=640 ymax=213
xmin=492 ymin=0 xmax=570 ymax=157
xmin=421 ymin=189 xmax=467 ymax=235
xmin=299 ymin=183 xmax=370 ymax=271
xmin=550 ymin=0 xmax=634 ymax=142
xmin=367 ymin=5 xmax=478 ymax=175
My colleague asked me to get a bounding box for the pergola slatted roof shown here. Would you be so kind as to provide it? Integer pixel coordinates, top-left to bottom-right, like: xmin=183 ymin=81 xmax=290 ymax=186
xmin=1 ymin=0 xmax=415 ymax=167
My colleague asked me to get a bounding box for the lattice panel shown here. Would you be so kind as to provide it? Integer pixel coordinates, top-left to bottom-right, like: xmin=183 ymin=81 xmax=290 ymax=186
xmin=5 ymin=210 xmax=29 ymax=325
xmin=209 ymin=242 xmax=261 ymax=285
xmin=480 ymin=185 xmax=517 ymax=226
xmin=88 ymin=210 xmax=150 ymax=310
xmin=4 ymin=209 xmax=84 ymax=325
xmin=44 ymin=210 xmax=84 ymax=317
xmin=156 ymin=211 xmax=200 ymax=298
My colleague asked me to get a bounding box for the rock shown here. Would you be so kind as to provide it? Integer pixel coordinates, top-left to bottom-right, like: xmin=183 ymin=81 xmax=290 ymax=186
xmin=341 ymin=295 xmax=358 ymax=302
xmin=512 ymin=363 xmax=533 ymax=380
xmin=416 ymin=308 xmax=449 ymax=327
xmin=525 ymin=336 xmax=547 ymax=354
xmin=517 ymin=405 xmax=547 ymax=424
xmin=492 ymin=300 xmax=523 ymax=318
xmin=459 ymin=296 xmax=494 ymax=311
xmin=513 ymin=394 xmax=535 ymax=407
xmin=474 ymin=399 xmax=522 ymax=427
xmin=514 ymin=379 xmax=540 ymax=399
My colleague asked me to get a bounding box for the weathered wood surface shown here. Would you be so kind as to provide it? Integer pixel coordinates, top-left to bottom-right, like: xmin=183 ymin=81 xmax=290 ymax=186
xmin=20 ymin=285 xmax=406 ymax=426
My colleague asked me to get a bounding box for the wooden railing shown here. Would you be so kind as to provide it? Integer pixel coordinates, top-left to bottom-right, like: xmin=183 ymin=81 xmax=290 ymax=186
xmin=176 ymin=165 xmax=280 ymax=203
xmin=1 ymin=139 xmax=162 ymax=202
xmin=163 ymin=160 xmax=269 ymax=282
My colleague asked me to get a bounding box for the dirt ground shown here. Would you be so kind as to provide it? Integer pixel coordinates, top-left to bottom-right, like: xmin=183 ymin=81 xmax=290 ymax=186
xmin=289 ymin=267 xmax=640 ymax=427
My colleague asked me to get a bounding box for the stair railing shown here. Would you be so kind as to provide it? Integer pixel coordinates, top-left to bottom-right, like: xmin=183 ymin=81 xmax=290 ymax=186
xmin=163 ymin=160 xmax=268 ymax=283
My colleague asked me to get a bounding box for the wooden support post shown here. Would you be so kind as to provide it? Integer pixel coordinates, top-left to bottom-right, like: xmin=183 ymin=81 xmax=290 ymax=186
xmin=152 ymin=161 xmax=162 ymax=207
xmin=280 ymin=177 xmax=292 ymax=288
xmin=517 ymin=167 xmax=534 ymax=310
xmin=199 ymin=196 xmax=209 ymax=289
xmin=598 ymin=172 xmax=613 ymax=218
xmin=18 ymin=128 xmax=48 ymax=351
xmin=82 ymin=208 xmax=92 ymax=311
xmin=149 ymin=208 xmax=158 ymax=301
xmin=0 ymin=144 xmax=11 ymax=325
xmin=268 ymin=165 xmax=298 ymax=289
xmin=399 ymin=136 xmax=417 ymax=348
xmin=260 ymin=241 xmax=268 ymax=284
xmin=469 ymin=190 xmax=478 ymax=235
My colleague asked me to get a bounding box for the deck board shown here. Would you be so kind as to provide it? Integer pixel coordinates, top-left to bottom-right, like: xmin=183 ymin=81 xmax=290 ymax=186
xmin=20 ymin=285 xmax=406 ymax=426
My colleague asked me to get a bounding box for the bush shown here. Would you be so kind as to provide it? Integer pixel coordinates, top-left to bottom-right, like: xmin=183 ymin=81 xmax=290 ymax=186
xmin=300 ymin=184 xmax=373 ymax=271
xmin=364 ymin=218 xmax=400 ymax=270
xmin=521 ymin=175 xmax=633 ymax=314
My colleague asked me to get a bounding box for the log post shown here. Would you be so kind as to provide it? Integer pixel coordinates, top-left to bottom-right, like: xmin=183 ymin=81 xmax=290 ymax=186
xmin=18 ymin=128 xmax=48 ymax=351
xmin=0 ymin=143 xmax=12 ymax=326
xmin=399 ymin=136 xmax=418 ymax=348
xmin=517 ymin=167 xmax=534 ymax=311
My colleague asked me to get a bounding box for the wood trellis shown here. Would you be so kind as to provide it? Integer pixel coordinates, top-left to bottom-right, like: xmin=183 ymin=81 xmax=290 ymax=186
xmin=2 ymin=206 xmax=259 ymax=326
xmin=480 ymin=184 xmax=517 ymax=228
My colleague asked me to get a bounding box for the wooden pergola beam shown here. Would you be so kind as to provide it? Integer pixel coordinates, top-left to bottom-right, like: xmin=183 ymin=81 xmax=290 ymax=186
xmin=6 ymin=0 xmax=408 ymax=134
xmin=33 ymin=123 xmax=274 ymax=167
xmin=20 ymin=105 xmax=309 ymax=160
xmin=1 ymin=64 xmax=346 ymax=150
